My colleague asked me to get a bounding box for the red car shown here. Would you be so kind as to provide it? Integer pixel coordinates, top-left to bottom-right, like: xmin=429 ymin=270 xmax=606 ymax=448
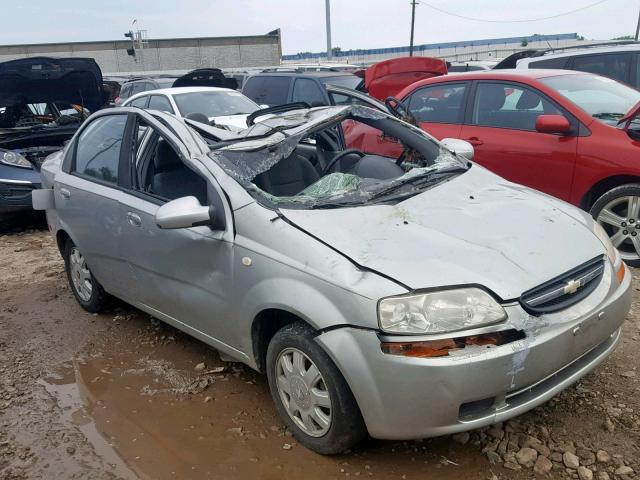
xmin=347 ymin=69 xmax=640 ymax=265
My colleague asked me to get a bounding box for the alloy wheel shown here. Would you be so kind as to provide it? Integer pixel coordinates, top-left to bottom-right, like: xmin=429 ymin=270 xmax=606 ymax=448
xmin=597 ymin=195 xmax=640 ymax=262
xmin=69 ymin=247 xmax=93 ymax=302
xmin=275 ymin=347 xmax=332 ymax=437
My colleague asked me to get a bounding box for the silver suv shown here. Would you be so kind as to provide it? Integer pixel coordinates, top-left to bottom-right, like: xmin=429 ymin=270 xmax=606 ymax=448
xmin=34 ymin=105 xmax=631 ymax=454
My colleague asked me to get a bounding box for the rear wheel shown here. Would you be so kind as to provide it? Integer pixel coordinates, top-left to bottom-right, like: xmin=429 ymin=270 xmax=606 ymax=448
xmin=266 ymin=322 xmax=367 ymax=454
xmin=591 ymin=184 xmax=640 ymax=266
xmin=63 ymin=239 xmax=108 ymax=312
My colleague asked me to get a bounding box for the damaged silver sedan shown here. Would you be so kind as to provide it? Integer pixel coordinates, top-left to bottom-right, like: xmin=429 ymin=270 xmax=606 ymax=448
xmin=34 ymin=104 xmax=631 ymax=454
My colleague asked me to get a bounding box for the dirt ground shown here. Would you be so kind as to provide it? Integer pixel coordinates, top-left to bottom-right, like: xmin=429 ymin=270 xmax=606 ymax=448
xmin=0 ymin=212 xmax=638 ymax=480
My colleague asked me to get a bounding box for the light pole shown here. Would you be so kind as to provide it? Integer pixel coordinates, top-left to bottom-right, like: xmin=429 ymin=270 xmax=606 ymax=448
xmin=409 ymin=0 xmax=418 ymax=56
xmin=326 ymin=0 xmax=332 ymax=59
xmin=635 ymin=4 xmax=640 ymax=41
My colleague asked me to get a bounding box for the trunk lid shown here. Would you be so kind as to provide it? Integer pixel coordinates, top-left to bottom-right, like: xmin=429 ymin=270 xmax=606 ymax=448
xmin=363 ymin=56 xmax=448 ymax=100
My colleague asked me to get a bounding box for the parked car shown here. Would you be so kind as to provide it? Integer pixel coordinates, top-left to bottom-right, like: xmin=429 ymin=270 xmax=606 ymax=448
xmin=242 ymin=57 xmax=447 ymax=108
xmin=0 ymin=56 xmax=104 ymax=213
xmin=115 ymin=76 xmax=178 ymax=105
xmin=348 ymin=69 xmax=640 ymax=265
xmin=34 ymin=104 xmax=630 ymax=454
xmin=496 ymin=42 xmax=640 ymax=88
xmin=123 ymin=86 xmax=260 ymax=131
xmin=242 ymin=71 xmax=362 ymax=107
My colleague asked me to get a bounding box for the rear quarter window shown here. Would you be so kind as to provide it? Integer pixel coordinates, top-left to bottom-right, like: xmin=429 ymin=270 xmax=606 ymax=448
xmin=527 ymin=57 xmax=570 ymax=69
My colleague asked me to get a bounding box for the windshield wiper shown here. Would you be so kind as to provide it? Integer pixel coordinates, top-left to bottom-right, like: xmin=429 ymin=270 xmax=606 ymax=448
xmin=368 ymin=166 xmax=467 ymax=202
xmin=592 ymin=112 xmax=625 ymax=119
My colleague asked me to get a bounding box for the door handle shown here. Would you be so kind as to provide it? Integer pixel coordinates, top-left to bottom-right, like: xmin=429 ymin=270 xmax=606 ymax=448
xmin=127 ymin=212 xmax=142 ymax=227
xmin=59 ymin=187 xmax=71 ymax=199
xmin=466 ymin=137 xmax=484 ymax=146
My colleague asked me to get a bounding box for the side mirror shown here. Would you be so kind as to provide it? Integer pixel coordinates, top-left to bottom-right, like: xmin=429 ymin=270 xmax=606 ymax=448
xmin=155 ymin=196 xmax=214 ymax=229
xmin=535 ymin=114 xmax=571 ymax=134
xmin=441 ymin=138 xmax=474 ymax=160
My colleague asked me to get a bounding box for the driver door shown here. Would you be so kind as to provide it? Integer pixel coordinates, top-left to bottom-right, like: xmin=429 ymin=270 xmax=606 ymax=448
xmin=117 ymin=112 xmax=238 ymax=349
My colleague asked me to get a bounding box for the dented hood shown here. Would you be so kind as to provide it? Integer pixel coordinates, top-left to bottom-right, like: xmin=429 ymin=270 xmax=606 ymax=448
xmin=364 ymin=56 xmax=447 ymax=100
xmin=281 ymin=166 xmax=605 ymax=300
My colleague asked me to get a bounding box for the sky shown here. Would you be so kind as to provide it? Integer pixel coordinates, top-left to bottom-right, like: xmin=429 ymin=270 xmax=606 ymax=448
xmin=1 ymin=0 xmax=639 ymax=54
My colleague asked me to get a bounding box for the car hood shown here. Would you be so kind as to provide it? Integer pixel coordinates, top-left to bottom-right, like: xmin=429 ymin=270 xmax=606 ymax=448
xmin=0 ymin=57 xmax=104 ymax=112
xmin=281 ymin=166 xmax=605 ymax=300
xmin=209 ymin=114 xmax=249 ymax=131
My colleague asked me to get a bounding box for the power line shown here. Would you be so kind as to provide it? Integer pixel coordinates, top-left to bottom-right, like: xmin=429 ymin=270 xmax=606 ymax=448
xmin=421 ymin=0 xmax=612 ymax=23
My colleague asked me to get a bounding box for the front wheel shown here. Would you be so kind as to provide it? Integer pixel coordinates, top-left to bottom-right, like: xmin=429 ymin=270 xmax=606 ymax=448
xmin=63 ymin=239 xmax=108 ymax=312
xmin=266 ymin=322 xmax=367 ymax=454
xmin=591 ymin=184 xmax=640 ymax=267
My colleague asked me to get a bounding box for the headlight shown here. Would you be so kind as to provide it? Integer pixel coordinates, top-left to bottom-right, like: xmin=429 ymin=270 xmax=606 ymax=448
xmin=0 ymin=149 xmax=32 ymax=169
xmin=592 ymin=221 xmax=619 ymax=266
xmin=378 ymin=287 xmax=507 ymax=335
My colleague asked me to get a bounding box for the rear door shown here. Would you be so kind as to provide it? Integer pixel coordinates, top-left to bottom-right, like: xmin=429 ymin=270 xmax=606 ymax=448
xmin=54 ymin=113 xmax=131 ymax=297
xmin=403 ymin=82 xmax=469 ymax=139
xmin=459 ymin=81 xmax=578 ymax=201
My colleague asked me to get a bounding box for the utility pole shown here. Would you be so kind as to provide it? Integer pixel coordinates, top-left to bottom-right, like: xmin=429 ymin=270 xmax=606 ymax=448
xmin=326 ymin=0 xmax=332 ymax=59
xmin=635 ymin=4 xmax=640 ymax=41
xmin=409 ymin=0 xmax=418 ymax=56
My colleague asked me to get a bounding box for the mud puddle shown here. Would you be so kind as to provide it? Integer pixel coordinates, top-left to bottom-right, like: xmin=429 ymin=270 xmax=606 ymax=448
xmin=40 ymin=314 xmax=498 ymax=480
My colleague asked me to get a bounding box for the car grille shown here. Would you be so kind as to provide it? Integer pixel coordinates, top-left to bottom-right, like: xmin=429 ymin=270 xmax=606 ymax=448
xmin=520 ymin=256 xmax=604 ymax=315
xmin=0 ymin=182 xmax=36 ymax=199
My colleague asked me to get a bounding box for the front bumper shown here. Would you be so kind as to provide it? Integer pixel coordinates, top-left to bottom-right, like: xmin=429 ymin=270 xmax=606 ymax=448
xmin=316 ymin=262 xmax=631 ymax=440
xmin=0 ymin=178 xmax=39 ymax=212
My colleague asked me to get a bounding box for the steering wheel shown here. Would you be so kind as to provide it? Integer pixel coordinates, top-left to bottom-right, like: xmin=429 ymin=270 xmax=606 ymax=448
xmin=385 ymin=96 xmax=419 ymax=127
xmin=323 ymin=149 xmax=366 ymax=174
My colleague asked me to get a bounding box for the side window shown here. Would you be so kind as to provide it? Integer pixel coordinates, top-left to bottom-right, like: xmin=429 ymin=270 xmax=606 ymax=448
xmin=74 ymin=115 xmax=127 ymax=184
xmin=148 ymin=95 xmax=174 ymax=113
xmin=131 ymin=119 xmax=208 ymax=205
xmin=119 ymin=84 xmax=131 ymax=99
xmin=292 ymin=79 xmax=326 ymax=105
xmin=471 ymin=83 xmax=561 ymax=131
xmin=128 ymin=95 xmax=149 ymax=108
xmin=570 ymin=53 xmax=631 ymax=84
xmin=406 ymin=83 xmax=467 ymax=123
xmin=528 ymin=57 xmax=570 ymax=69
xmin=243 ymin=76 xmax=291 ymax=106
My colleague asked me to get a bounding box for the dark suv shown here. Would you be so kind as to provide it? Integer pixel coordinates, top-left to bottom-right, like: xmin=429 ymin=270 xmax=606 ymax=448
xmin=116 ymin=76 xmax=178 ymax=105
xmin=241 ymin=71 xmax=361 ymax=107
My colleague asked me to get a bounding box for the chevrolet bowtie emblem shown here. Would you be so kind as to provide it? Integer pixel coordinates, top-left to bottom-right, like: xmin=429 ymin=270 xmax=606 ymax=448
xmin=563 ymin=279 xmax=582 ymax=295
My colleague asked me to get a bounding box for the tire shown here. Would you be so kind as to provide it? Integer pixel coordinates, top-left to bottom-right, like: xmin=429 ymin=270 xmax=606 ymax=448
xmin=266 ymin=322 xmax=367 ymax=454
xmin=63 ymin=239 xmax=108 ymax=313
xmin=590 ymin=184 xmax=640 ymax=267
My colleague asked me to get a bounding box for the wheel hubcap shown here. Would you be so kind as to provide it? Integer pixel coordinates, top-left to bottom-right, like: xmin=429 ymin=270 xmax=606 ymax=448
xmin=275 ymin=348 xmax=332 ymax=437
xmin=69 ymin=247 xmax=92 ymax=302
xmin=597 ymin=195 xmax=640 ymax=262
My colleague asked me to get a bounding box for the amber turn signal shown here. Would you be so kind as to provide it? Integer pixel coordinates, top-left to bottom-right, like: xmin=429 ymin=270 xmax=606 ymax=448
xmin=616 ymin=262 xmax=626 ymax=284
xmin=380 ymin=330 xmax=525 ymax=359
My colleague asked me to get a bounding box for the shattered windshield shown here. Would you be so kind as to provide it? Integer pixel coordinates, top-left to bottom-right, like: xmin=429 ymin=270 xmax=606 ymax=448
xmin=208 ymin=105 xmax=468 ymax=209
